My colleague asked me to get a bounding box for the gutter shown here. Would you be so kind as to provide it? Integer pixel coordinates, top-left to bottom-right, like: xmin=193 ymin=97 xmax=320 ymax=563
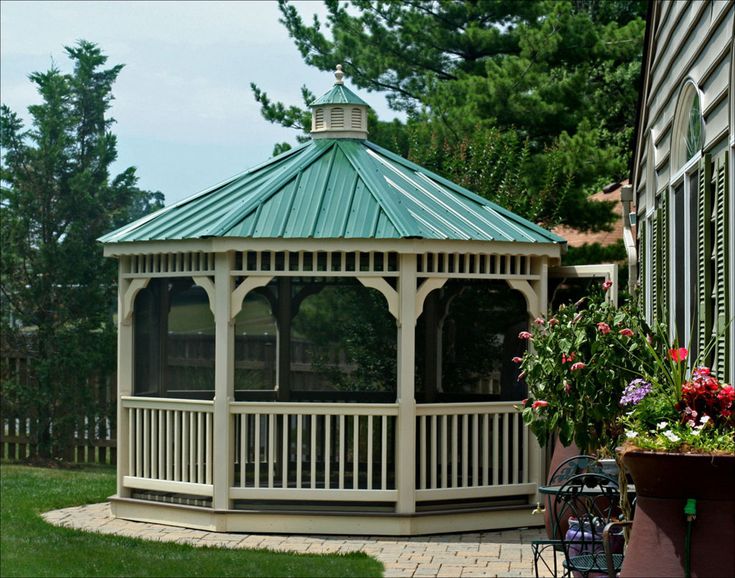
xmin=621 ymin=184 xmax=637 ymax=296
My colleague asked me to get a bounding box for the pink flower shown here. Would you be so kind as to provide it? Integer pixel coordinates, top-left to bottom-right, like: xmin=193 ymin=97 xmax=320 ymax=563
xmin=571 ymin=362 xmax=587 ymax=371
xmin=562 ymin=352 xmax=576 ymax=364
xmin=602 ymin=280 xmax=613 ymax=291
xmin=512 ymin=356 xmax=523 ymax=364
xmin=564 ymin=380 xmax=571 ymax=394
xmin=517 ymin=370 xmax=527 ymax=380
xmin=618 ymin=328 xmax=634 ymax=337
xmin=548 ymin=317 xmax=559 ymax=326
xmin=596 ymin=322 xmax=611 ymax=335
xmin=669 ymin=347 xmax=688 ymax=362
xmin=532 ymin=400 xmax=549 ymax=409
xmin=534 ymin=317 xmax=545 ymax=325
xmin=518 ymin=331 xmax=533 ymax=340
xmin=521 ymin=398 xmax=529 ymax=407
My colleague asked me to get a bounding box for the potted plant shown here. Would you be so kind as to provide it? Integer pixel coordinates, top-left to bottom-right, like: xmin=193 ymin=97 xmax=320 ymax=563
xmin=517 ymin=280 xmax=651 ymax=536
xmin=616 ymin=325 xmax=734 ymax=578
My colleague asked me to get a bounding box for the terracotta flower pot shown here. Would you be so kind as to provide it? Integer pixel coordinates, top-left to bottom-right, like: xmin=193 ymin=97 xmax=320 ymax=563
xmin=620 ymin=450 xmax=735 ymax=578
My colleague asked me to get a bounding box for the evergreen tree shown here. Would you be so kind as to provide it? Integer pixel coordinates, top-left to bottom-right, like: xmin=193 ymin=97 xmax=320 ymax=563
xmin=253 ymin=0 xmax=646 ymax=232
xmin=0 ymin=41 xmax=164 ymax=457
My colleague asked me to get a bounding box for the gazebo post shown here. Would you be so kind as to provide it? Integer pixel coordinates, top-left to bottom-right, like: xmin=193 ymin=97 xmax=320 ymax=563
xmin=213 ymin=251 xmax=234 ymax=511
xmin=276 ymin=277 xmax=292 ymax=402
xmin=396 ymin=253 xmax=418 ymax=514
xmin=116 ymin=257 xmax=133 ymax=499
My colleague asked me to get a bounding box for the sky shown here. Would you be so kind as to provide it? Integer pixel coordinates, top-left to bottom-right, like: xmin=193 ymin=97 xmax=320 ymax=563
xmin=1 ymin=1 xmax=398 ymax=204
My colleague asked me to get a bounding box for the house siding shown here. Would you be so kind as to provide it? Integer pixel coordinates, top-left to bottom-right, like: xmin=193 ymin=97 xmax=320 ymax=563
xmin=632 ymin=0 xmax=734 ymax=381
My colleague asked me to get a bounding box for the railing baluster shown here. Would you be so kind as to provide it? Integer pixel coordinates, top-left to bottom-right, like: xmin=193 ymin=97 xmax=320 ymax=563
xmin=419 ymin=415 xmax=427 ymax=490
xmin=296 ymin=415 xmax=303 ymax=488
xmin=441 ymin=415 xmax=448 ymax=488
xmin=181 ymin=410 xmax=189 ymax=483
xmin=158 ymin=410 xmax=164 ymax=480
xmin=254 ymin=414 xmax=261 ymax=488
xmin=431 ymin=415 xmax=438 ymax=490
xmin=522 ymin=415 xmax=529 ymax=483
xmin=324 ymin=414 xmax=331 ymax=489
xmin=310 ymin=415 xmax=317 ymax=489
xmin=512 ymin=412 xmax=519 ymax=485
xmin=462 ymin=414 xmax=468 ymax=487
xmin=268 ymin=414 xmax=275 ymax=488
xmin=197 ymin=412 xmax=203 ymax=484
xmin=503 ymin=412 xmax=509 ymax=485
xmin=282 ymin=414 xmax=288 ymax=489
xmin=367 ymin=415 xmax=373 ymax=490
xmin=240 ymin=414 xmax=247 ymax=487
xmin=339 ymin=415 xmax=345 ymax=489
xmin=129 ymin=409 xmax=135 ymax=477
xmin=492 ymin=414 xmax=499 ymax=485
xmin=189 ymin=412 xmax=196 ymax=482
xmin=472 ymin=413 xmax=479 ymax=487
xmin=381 ymin=415 xmax=387 ymax=490
xmin=353 ymin=415 xmax=359 ymax=489
xmin=205 ymin=412 xmax=212 ymax=485
xmin=174 ymin=411 xmax=180 ymax=482
xmin=483 ymin=413 xmax=489 ymax=486
xmin=150 ymin=410 xmax=157 ymax=479
xmin=166 ymin=410 xmax=173 ymax=481
xmin=451 ymin=414 xmax=458 ymax=488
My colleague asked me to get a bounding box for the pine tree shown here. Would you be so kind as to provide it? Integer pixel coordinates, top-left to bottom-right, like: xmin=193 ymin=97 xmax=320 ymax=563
xmin=0 ymin=41 xmax=164 ymax=458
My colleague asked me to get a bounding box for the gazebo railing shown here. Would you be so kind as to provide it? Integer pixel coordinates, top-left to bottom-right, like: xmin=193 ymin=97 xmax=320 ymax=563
xmin=122 ymin=396 xmax=214 ymax=497
xmin=229 ymin=402 xmax=399 ymax=502
xmin=415 ymin=402 xmax=534 ymax=501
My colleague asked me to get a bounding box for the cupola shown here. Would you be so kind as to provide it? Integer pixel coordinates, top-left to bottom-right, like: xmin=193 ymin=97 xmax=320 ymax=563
xmin=310 ymin=64 xmax=369 ymax=140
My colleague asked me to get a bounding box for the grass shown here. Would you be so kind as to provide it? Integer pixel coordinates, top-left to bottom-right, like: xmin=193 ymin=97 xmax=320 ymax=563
xmin=0 ymin=464 xmax=383 ymax=577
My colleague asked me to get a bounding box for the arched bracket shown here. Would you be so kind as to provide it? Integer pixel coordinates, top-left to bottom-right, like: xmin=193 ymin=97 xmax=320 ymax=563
xmin=357 ymin=277 xmax=398 ymax=320
xmin=415 ymin=278 xmax=447 ymax=319
xmin=231 ymin=276 xmax=274 ymax=320
xmin=121 ymin=278 xmax=150 ymax=325
xmin=507 ymin=279 xmax=540 ymax=319
xmin=193 ymin=276 xmax=216 ymax=316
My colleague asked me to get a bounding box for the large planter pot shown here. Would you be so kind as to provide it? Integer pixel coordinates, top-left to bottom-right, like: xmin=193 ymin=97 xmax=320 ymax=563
xmin=621 ymin=450 xmax=735 ymax=578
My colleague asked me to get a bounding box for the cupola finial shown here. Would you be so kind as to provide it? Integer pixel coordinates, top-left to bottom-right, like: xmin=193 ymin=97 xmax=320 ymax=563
xmin=334 ymin=64 xmax=344 ymax=85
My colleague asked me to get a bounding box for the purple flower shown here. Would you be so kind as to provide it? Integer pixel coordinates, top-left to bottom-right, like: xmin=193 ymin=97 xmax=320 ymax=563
xmin=620 ymin=379 xmax=652 ymax=406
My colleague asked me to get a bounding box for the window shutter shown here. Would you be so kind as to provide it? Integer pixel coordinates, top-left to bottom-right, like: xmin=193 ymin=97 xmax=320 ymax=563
xmin=639 ymin=221 xmax=646 ymax=312
xmin=660 ymin=194 xmax=669 ymax=323
xmin=652 ymin=211 xmax=659 ymax=322
xmin=712 ymin=151 xmax=729 ymax=378
xmin=696 ymin=155 xmax=712 ymax=358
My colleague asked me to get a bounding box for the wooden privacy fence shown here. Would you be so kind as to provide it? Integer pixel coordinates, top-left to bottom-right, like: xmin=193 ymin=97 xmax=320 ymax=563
xmin=1 ymin=348 xmax=117 ymax=464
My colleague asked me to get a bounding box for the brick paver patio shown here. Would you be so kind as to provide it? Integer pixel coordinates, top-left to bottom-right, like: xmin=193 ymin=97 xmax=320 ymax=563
xmin=43 ymin=503 xmax=562 ymax=577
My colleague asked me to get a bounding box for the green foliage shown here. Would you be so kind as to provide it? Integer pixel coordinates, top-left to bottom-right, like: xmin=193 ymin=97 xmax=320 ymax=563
xmin=0 ymin=465 xmax=383 ymax=577
xmin=253 ymin=0 xmax=646 ymax=230
xmin=519 ymin=281 xmax=654 ymax=455
xmin=292 ymin=283 xmax=397 ymax=392
xmin=0 ymin=41 xmax=164 ymax=457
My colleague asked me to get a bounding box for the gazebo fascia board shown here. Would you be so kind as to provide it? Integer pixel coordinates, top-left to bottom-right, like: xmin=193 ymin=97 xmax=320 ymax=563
xmin=103 ymin=237 xmax=563 ymax=260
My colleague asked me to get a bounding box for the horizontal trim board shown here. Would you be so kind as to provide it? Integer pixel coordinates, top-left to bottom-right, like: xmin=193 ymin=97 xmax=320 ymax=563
xmin=230 ymin=402 xmax=399 ymax=416
xmin=415 ymin=401 xmax=518 ymax=415
xmin=123 ymin=476 xmax=214 ymax=497
xmin=228 ymin=488 xmax=398 ymax=501
xmin=121 ymin=396 xmax=214 ymax=413
xmin=416 ymin=483 xmax=537 ymax=501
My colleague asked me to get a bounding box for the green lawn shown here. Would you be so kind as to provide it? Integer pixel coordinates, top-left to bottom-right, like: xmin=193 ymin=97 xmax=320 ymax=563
xmin=0 ymin=464 xmax=383 ymax=577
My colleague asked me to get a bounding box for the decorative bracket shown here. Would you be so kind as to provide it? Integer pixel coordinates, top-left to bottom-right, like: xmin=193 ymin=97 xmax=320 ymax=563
xmin=231 ymin=276 xmax=274 ymax=320
xmin=192 ymin=276 xmax=216 ymax=316
xmin=357 ymin=277 xmax=399 ymax=320
xmin=507 ymin=279 xmax=540 ymax=319
xmin=415 ymin=278 xmax=447 ymax=319
xmin=121 ymin=278 xmax=150 ymax=325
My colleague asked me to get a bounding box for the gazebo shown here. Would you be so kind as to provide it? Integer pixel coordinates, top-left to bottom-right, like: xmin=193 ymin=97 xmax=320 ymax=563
xmin=100 ymin=66 xmax=566 ymax=535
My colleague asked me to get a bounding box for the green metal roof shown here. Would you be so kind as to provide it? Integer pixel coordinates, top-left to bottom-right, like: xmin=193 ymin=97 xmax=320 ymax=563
xmin=310 ymin=84 xmax=369 ymax=107
xmin=100 ymin=138 xmax=566 ymax=245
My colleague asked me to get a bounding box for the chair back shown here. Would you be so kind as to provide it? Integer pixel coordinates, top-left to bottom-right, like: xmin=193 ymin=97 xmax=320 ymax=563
xmin=554 ymin=473 xmax=622 ymax=573
xmin=545 ymin=455 xmax=603 ymax=538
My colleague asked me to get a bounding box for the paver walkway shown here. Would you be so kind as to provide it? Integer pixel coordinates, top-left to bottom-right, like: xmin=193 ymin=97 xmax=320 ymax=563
xmin=43 ymin=503 xmax=562 ymax=577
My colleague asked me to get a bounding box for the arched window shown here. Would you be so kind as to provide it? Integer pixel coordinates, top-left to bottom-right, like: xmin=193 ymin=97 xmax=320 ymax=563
xmin=672 ymin=82 xmax=704 ymax=170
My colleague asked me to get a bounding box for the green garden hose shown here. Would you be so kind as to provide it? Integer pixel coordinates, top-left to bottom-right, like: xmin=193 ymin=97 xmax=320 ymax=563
xmin=684 ymin=498 xmax=697 ymax=578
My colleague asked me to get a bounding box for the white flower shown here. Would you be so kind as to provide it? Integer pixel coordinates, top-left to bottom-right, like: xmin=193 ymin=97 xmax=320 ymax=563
xmin=625 ymin=430 xmax=639 ymax=439
xmin=663 ymin=430 xmax=680 ymax=443
xmin=691 ymin=428 xmax=702 ymax=436
xmin=657 ymin=421 xmax=669 ymax=430
xmin=699 ymin=415 xmax=711 ymax=425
